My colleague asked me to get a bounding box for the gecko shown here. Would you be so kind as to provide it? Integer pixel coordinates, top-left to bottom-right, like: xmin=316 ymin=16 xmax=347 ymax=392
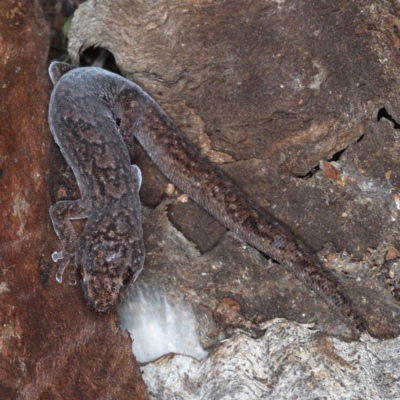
xmin=48 ymin=61 xmax=366 ymax=337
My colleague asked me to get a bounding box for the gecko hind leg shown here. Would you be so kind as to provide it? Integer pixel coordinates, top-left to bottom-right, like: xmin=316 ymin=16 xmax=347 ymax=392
xmin=49 ymin=199 xmax=88 ymax=285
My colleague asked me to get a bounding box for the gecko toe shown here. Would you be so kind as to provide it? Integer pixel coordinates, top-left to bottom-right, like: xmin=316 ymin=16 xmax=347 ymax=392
xmin=52 ymin=250 xmax=64 ymax=262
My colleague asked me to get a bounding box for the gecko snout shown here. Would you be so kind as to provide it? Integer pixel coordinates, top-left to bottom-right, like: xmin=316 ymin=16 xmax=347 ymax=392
xmin=78 ymin=265 xmax=135 ymax=313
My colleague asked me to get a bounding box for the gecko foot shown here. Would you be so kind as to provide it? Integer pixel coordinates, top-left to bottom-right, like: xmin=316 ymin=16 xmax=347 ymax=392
xmin=55 ymin=263 xmax=77 ymax=285
xmin=52 ymin=250 xmax=64 ymax=262
xmin=55 ymin=255 xmax=75 ymax=284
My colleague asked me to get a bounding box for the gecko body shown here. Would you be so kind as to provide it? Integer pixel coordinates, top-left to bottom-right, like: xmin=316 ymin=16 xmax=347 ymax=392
xmin=48 ymin=63 xmax=144 ymax=312
xmin=48 ymin=62 xmax=365 ymax=337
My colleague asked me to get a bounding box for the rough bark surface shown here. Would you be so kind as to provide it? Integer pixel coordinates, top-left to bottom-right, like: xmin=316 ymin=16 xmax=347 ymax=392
xmin=67 ymin=0 xmax=400 ymax=340
xmin=0 ymin=1 xmax=148 ymax=399
xmin=142 ymin=319 xmax=400 ymax=400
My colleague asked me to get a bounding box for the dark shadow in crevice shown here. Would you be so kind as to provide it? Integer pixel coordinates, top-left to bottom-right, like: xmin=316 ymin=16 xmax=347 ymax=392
xmin=393 ymin=25 xmax=400 ymax=40
xmin=296 ymin=147 xmax=347 ymax=180
xmin=296 ymin=125 xmax=376 ymax=179
xmin=295 ymin=107 xmax=400 ymax=181
xmin=356 ymin=134 xmax=364 ymax=143
xmin=79 ymin=46 xmax=121 ymax=74
xmin=377 ymin=107 xmax=400 ymax=129
xmin=328 ymin=148 xmax=346 ymax=162
xmin=295 ymin=164 xmax=321 ymax=179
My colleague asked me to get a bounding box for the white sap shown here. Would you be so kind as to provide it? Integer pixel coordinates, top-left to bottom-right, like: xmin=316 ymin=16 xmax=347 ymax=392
xmin=118 ymin=282 xmax=209 ymax=363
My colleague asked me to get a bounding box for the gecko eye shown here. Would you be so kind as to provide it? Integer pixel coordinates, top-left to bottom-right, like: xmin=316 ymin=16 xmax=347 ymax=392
xmin=122 ymin=268 xmax=134 ymax=286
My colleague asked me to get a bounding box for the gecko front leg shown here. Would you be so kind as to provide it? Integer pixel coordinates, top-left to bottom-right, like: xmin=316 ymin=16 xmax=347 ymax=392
xmin=49 ymin=199 xmax=89 ymax=285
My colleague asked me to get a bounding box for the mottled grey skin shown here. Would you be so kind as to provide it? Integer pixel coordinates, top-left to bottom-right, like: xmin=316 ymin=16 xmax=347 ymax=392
xmin=48 ymin=62 xmax=144 ymax=312
xmin=48 ymin=62 xmax=365 ymax=337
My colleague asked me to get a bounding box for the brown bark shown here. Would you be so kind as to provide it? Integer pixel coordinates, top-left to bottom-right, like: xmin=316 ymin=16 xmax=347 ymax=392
xmin=0 ymin=1 xmax=148 ymax=398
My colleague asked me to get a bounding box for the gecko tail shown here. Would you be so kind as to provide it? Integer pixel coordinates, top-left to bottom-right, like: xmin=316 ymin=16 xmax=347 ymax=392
xmin=48 ymin=62 xmax=77 ymax=85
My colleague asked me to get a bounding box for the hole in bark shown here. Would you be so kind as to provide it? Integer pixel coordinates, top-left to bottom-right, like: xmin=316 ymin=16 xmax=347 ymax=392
xmin=377 ymin=107 xmax=400 ymax=129
xmin=116 ymin=118 xmax=121 ymax=127
xmin=79 ymin=46 xmax=121 ymax=74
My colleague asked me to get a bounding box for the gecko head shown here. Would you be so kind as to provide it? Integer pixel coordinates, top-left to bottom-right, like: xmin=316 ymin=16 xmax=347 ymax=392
xmin=76 ymin=235 xmax=145 ymax=313
xmin=78 ymin=266 xmax=136 ymax=312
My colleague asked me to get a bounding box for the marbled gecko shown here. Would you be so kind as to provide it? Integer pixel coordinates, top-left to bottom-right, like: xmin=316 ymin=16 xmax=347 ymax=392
xmin=48 ymin=62 xmax=365 ymax=337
